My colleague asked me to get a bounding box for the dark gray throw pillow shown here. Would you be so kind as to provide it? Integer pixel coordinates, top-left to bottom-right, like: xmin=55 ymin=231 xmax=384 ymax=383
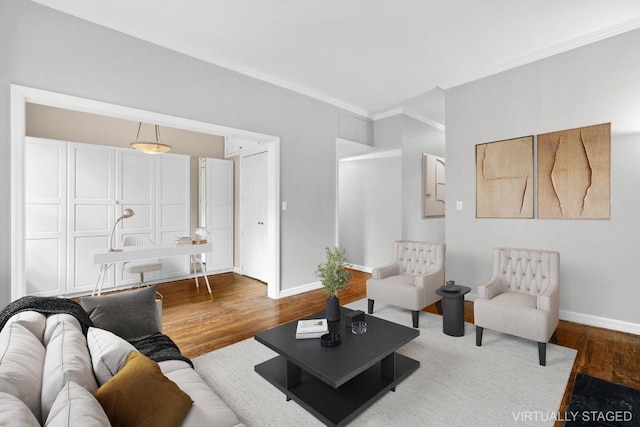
xmin=80 ymin=285 xmax=159 ymax=340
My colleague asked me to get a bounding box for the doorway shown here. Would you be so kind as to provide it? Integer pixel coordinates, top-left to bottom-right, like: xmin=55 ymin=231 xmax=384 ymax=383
xmin=10 ymin=85 xmax=281 ymax=299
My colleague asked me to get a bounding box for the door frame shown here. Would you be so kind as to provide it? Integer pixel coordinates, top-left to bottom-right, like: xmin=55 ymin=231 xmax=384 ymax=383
xmin=10 ymin=84 xmax=281 ymax=299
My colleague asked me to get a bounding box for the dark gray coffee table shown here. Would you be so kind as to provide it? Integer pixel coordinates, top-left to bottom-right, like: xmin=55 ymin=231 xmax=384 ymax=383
xmin=254 ymin=306 xmax=419 ymax=426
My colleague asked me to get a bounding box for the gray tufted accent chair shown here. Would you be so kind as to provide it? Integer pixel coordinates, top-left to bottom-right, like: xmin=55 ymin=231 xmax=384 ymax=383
xmin=474 ymin=248 xmax=560 ymax=366
xmin=366 ymin=241 xmax=445 ymax=328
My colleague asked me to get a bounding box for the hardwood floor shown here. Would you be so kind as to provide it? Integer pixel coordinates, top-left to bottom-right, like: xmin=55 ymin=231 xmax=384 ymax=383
xmin=157 ymin=269 xmax=640 ymax=424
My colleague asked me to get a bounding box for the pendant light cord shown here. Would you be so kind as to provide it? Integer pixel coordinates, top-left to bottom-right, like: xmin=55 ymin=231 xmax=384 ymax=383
xmin=134 ymin=122 xmax=161 ymax=144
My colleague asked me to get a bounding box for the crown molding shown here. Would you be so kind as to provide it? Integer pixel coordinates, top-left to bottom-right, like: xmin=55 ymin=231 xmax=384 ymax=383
xmin=403 ymin=111 xmax=446 ymax=131
xmin=372 ymin=107 xmax=404 ymax=121
xmin=194 ymin=53 xmax=372 ymax=118
xmin=372 ymin=108 xmax=445 ymax=131
xmin=441 ymin=17 xmax=640 ymax=89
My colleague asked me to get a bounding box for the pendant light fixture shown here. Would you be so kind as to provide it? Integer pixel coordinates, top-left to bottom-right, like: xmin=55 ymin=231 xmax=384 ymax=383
xmin=130 ymin=122 xmax=172 ymax=154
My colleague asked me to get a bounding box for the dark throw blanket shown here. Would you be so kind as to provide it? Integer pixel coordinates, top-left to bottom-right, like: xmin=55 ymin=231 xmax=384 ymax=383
xmin=0 ymin=296 xmax=94 ymax=335
xmin=128 ymin=332 xmax=193 ymax=368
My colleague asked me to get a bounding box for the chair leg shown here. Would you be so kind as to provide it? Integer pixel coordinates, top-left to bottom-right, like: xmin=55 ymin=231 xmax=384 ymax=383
xmin=476 ymin=326 xmax=483 ymax=346
xmin=368 ymin=299 xmax=374 ymax=314
xmin=550 ymin=331 xmax=558 ymax=344
xmin=411 ymin=310 xmax=419 ymax=328
xmin=435 ymin=299 xmax=443 ymax=315
xmin=538 ymin=342 xmax=547 ymax=366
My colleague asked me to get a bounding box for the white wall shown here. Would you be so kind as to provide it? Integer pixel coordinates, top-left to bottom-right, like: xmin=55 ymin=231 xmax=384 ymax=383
xmin=445 ymin=28 xmax=640 ymax=329
xmin=0 ymin=0 xmax=364 ymax=306
xmin=338 ymin=152 xmax=402 ymax=268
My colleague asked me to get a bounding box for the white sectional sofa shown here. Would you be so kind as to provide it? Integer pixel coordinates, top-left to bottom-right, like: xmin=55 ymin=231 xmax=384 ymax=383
xmin=0 ymin=289 xmax=245 ymax=427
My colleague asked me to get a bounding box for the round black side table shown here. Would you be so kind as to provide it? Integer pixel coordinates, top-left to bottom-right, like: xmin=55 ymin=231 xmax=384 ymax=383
xmin=435 ymin=285 xmax=471 ymax=337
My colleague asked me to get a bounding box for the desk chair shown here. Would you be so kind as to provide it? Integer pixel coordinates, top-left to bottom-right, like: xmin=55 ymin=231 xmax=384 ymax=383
xmin=122 ymin=235 xmax=163 ymax=297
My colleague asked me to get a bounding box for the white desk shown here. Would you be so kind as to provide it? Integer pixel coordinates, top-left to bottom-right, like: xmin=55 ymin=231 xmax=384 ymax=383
xmin=90 ymin=243 xmax=213 ymax=296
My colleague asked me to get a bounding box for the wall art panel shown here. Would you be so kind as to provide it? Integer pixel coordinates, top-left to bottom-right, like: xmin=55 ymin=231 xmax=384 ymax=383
xmin=476 ymin=136 xmax=533 ymax=218
xmin=537 ymin=122 xmax=610 ymax=219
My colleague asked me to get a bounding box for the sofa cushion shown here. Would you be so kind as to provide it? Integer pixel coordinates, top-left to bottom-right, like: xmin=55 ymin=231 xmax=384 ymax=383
xmin=93 ymin=351 xmax=193 ymax=427
xmin=43 ymin=313 xmax=82 ymax=346
xmin=41 ymin=320 xmax=98 ymax=420
xmin=161 ymin=361 xmax=246 ymax=427
xmin=3 ymin=310 xmax=46 ymax=343
xmin=0 ymin=322 xmax=45 ymax=422
xmin=44 ymin=381 xmax=110 ymax=427
xmin=87 ymin=327 xmax=136 ymax=385
xmin=80 ymin=285 xmax=159 ymax=340
xmin=0 ymin=392 xmax=40 ymax=427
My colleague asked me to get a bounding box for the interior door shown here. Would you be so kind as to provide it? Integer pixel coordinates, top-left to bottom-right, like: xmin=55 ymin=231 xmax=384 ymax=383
xmin=68 ymin=143 xmax=115 ymax=293
xmin=117 ymin=149 xmax=156 ymax=286
xmin=203 ymin=158 xmax=234 ymax=272
xmin=156 ymin=153 xmax=190 ymax=278
xmin=241 ymin=150 xmax=268 ymax=282
xmin=24 ymin=138 xmax=68 ymax=296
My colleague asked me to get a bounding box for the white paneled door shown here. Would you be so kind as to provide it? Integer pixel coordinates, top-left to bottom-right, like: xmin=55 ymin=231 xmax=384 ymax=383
xmin=156 ymin=154 xmax=190 ymax=279
xmin=117 ymin=149 xmax=156 ymax=286
xmin=203 ymin=158 xmax=234 ymax=272
xmin=241 ymin=151 xmax=268 ymax=282
xmin=68 ymin=143 xmax=115 ymax=294
xmin=24 ymin=138 xmax=67 ymax=296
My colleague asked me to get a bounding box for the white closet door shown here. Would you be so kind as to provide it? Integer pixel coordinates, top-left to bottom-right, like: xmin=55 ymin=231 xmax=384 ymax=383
xmin=204 ymin=158 xmax=233 ymax=272
xmin=24 ymin=138 xmax=67 ymax=296
xmin=68 ymin=143 xmax=115 ymax=294
xmin=117 ymin=149 xmax=156 ymax=286
xmin=157 ymin=153 xmax=190 ymax=279
xmin=241 ymin=151 xmax=268 ymax=282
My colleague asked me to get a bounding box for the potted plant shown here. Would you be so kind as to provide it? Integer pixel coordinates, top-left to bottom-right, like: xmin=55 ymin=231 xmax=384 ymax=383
xmin=316 ymin=247 xmax=351 ymax=321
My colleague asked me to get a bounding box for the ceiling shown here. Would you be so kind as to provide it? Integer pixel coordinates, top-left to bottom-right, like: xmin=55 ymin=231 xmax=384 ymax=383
xmin=30 ymin=0 xmax=640 ymax=124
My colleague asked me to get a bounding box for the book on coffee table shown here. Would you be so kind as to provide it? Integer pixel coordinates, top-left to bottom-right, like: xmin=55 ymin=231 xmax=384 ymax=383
xmin=295 ymin=318 xmax=328 ymax=339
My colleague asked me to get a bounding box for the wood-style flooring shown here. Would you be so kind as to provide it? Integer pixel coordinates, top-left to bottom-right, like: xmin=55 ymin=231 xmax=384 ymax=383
xmin=156 ymin=270 xmax=640 ymax=425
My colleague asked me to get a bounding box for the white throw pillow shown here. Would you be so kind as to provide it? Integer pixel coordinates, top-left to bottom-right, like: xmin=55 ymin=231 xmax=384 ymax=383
xmin=41 ymin=320 xmax=98 ymax=421
xmin=45 ymin=381 xmax=110 ymax=427
xmin=0 ymin=323 xmax=45 ymax=422
xmin=87 ymin=326 xmax=136 ymax=385
xmin=0 ymin=392 xmax=40 ymax=427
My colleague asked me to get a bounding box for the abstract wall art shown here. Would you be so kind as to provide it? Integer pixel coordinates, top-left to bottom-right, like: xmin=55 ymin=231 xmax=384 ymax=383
xmin=537 ymin=123 xmax=610 ymax=219
xmin=476 ymin=136 xmax=533 ymax=218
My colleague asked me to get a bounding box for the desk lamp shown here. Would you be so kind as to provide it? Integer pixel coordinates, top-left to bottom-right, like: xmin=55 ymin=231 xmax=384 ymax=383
xmin=108 ymin=208 xmax=135 ymax=252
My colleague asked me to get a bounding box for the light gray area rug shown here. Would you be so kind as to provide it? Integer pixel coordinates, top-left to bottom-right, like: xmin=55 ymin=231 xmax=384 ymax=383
xmin=193 ymin=299 xmax=577 ymax=426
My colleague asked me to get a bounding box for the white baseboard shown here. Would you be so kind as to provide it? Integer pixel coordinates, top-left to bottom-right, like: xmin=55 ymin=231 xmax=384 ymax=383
xmin=233 ymin=266 xmax=242 ymax=274
xmin=275 ymin=265 xmax=371 ymax=299
xmin=466 ymin=292 xmax=639 ymax=335
xmin=278 ymin=281 xmax=323 ymax=298
xmin=560 ymin=309 xmax=640 ymax=335
xmin=349 ymin=264 xmax=372 ymax=273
